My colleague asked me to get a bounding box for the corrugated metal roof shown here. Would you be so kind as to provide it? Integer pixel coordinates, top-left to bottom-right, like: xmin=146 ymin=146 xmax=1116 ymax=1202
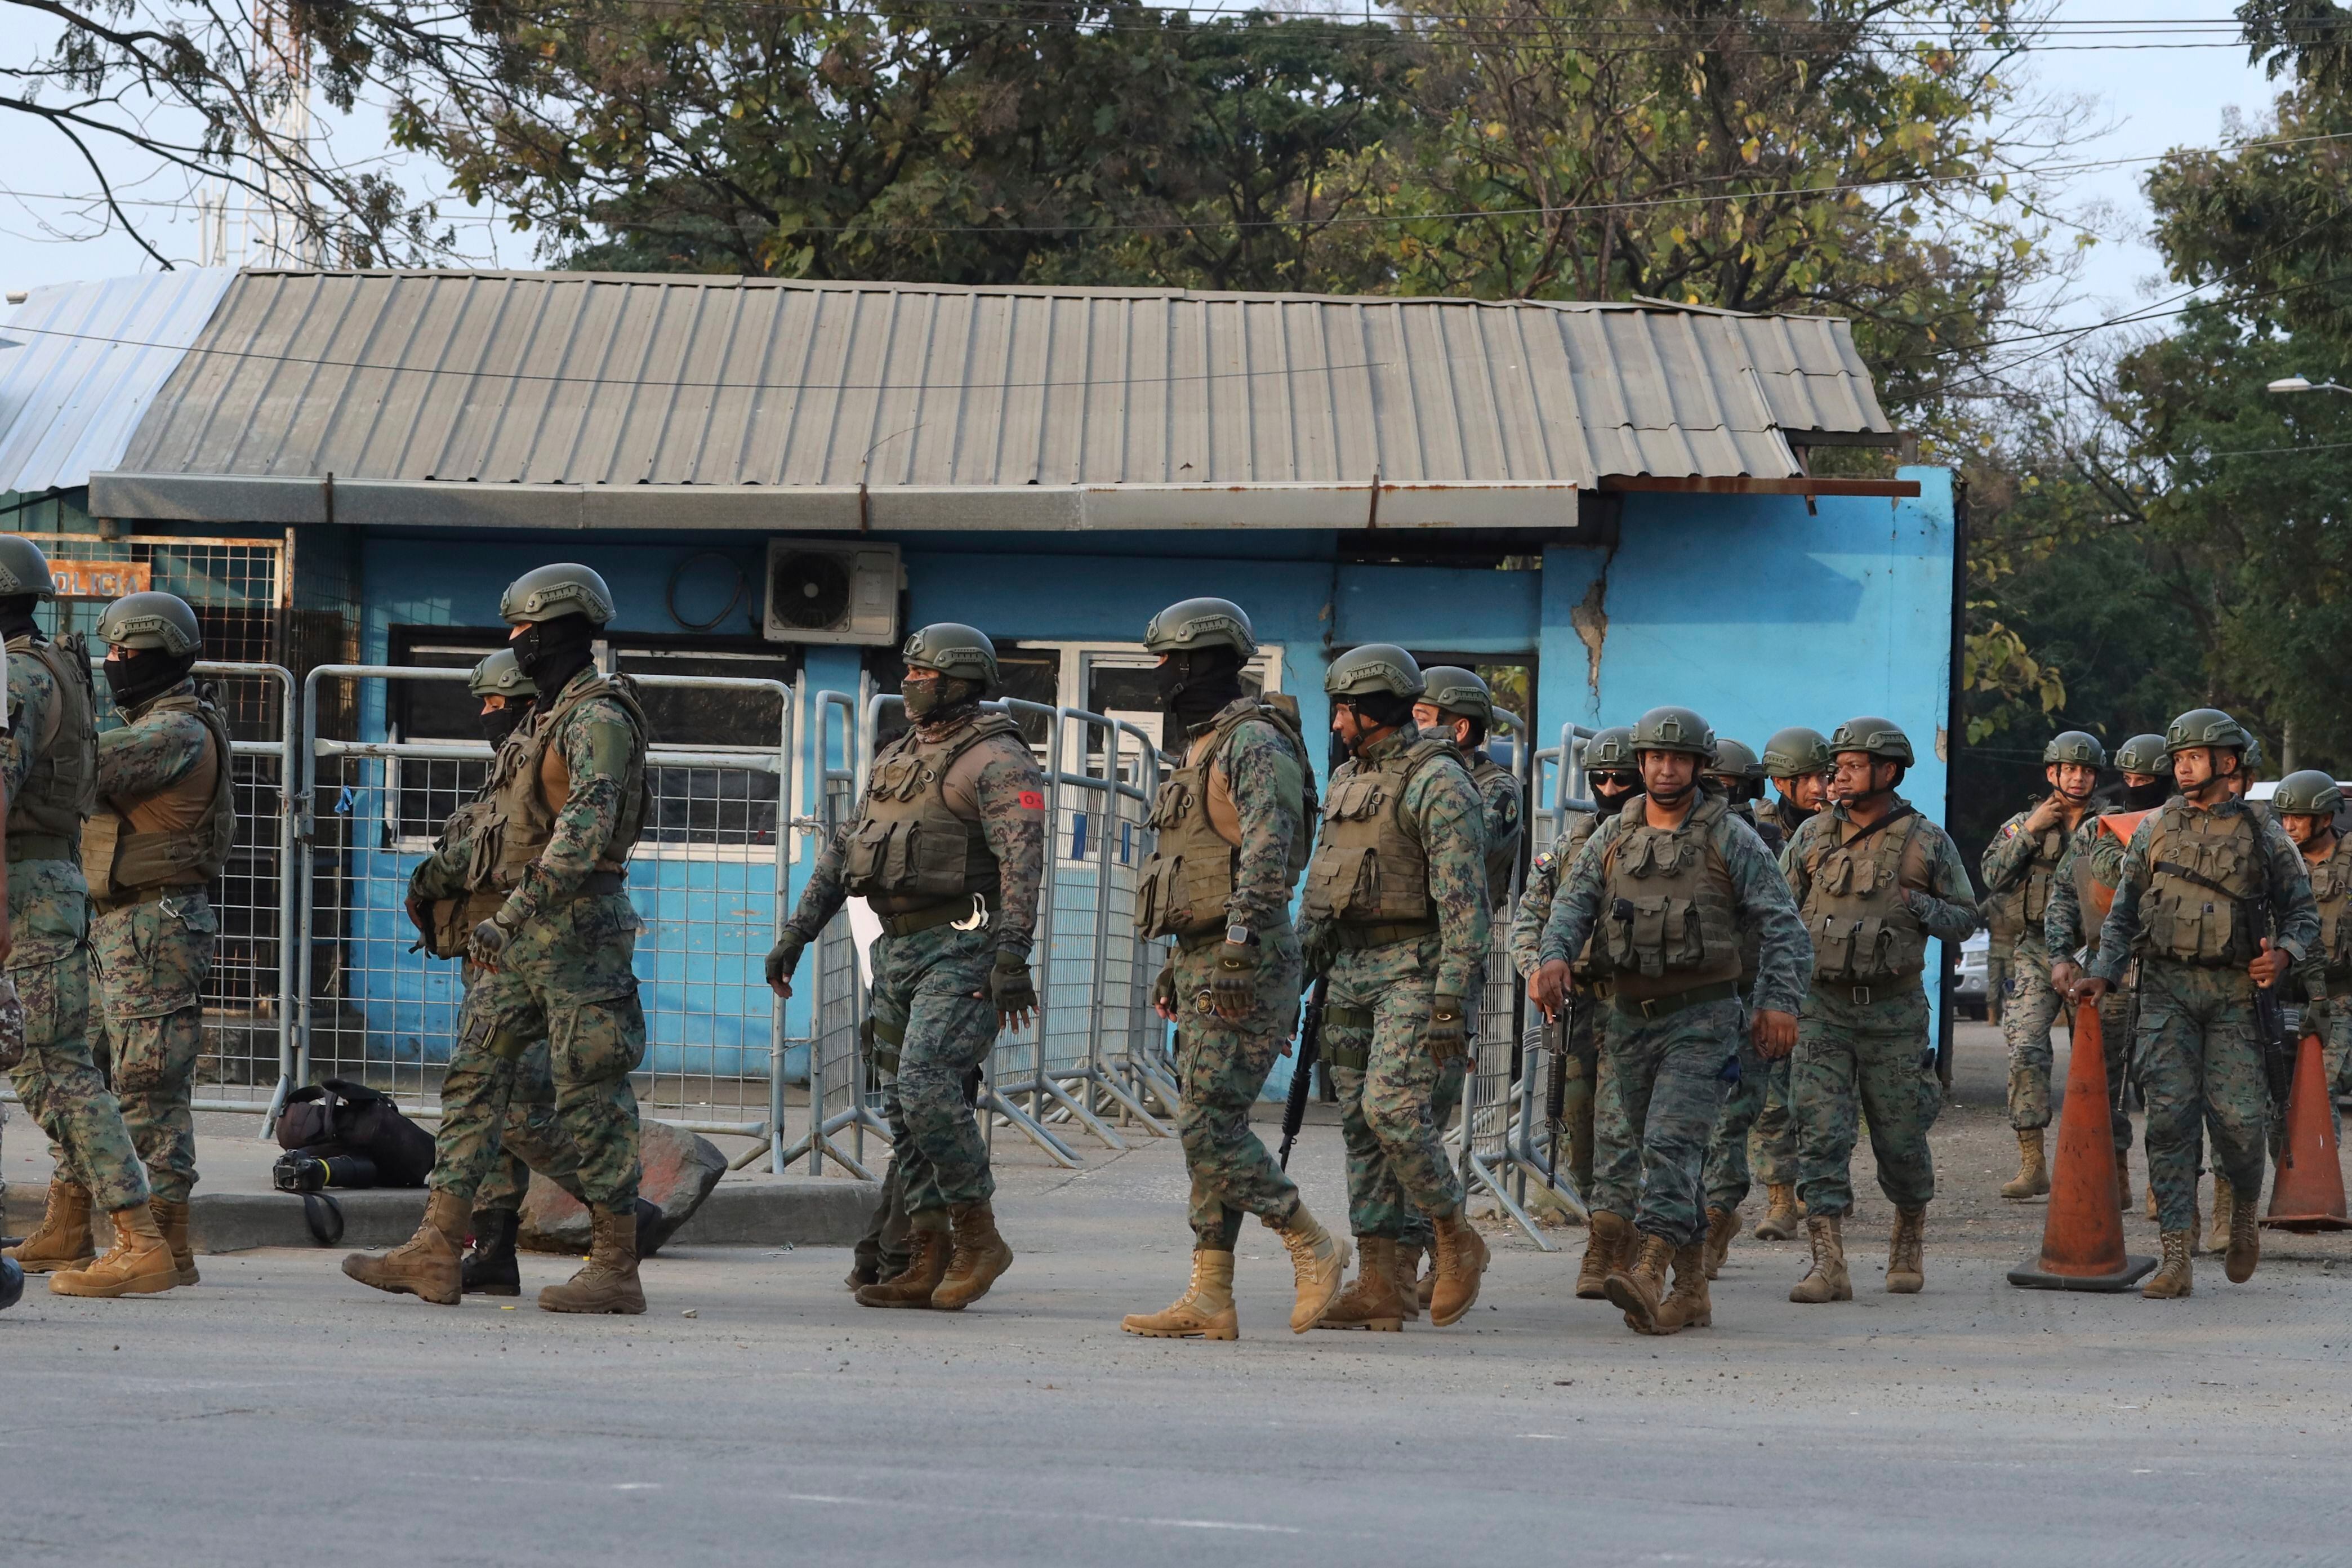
xmin=0 ymin=269 xmax=236 ymax=495
xmin=95 ymin=269 xmax=1896 ymax=531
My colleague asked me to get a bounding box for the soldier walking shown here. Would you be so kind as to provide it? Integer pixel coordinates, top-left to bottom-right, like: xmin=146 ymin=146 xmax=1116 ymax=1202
xmin=1781 ymin=718 xmax=1979 ymax=1304
xmin=1533 ymin=707 xmax=1808 ymax=1336
xmin=1696 ymin=737 xmax=1786 ymax=1275
xmin=768 ymin=624 xmax=1045 ymax=1312
xmin=1120 ymin=598 xmax=1348 ymax=1340
xmin=348 ymin=564 xmax=656 ymax=1313
xmin=1303 ymin=645 xmax=1492 ymax=1331
xmin=0 ymin=541 xmax=179 ymax=1298
xmin=2063 ymin=710 xmax=2317 ymax=1298
xmin=2273 ymin=770 xmax=2351 ymax=1125
xmin=1748 ymin=725 xmax=1833 ymax=1240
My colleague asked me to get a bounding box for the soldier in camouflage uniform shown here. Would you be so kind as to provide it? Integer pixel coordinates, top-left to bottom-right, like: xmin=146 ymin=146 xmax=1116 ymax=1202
xmin=2270 ymin=772 xmax=2349 ymax=1147
xmin=1397 ymin=665 xmax=1524 ymax=1311
xmin=2043 ymin=732 xmax=2173 ymax=1210
xmin=1695 ymin=737 xmax=1786 ymax=1277
xmin=1782 ymin=718 xmax=1979 ymax=1304
xmin=1303 ymin=645 xmax=1493 ymax=1332
xmin=347 ymin=564 xmax=656 ymax=1315
xmin=1534 ymin=706 xmax=1808 ymax=1336
xmin=83 ymin=590 xmax=234 ymax=1295
xmin=1981 ymin=730 xmax=2108 ymax=1201
xmin=770 ymin=623 xmax=1045 ymax=1313
xmin=1748 ymin=725 xmax=1832 ymax=1241
xmin=2068 ymin=709 xmax=2317 ymax=1298
xmin=1119 ymin=598 xmax=1348 ymax=1340
xmin=0 ymin=541 xmax=179 ymax=1299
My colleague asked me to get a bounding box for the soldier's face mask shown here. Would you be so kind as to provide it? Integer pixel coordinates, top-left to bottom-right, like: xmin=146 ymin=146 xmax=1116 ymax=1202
xmin=103 ymin=645 xmax=195 ymax=711
xmin=1155 ymin=647 xmax=1244 ymax=725
xmin=2121 ymin=774 xmax=2170 ymax=810
xmin=902 ymin=670 xmax=977 ymax=721
xmin=1591 ymin=770 xmax=1638 ymax=808
xmin=0 ymin=594 xmax=39 ymax=643
xmin=510 ymin=613 xmax=596 ymax=694
xmin=480 ymin=696 xmax=531 ymax=749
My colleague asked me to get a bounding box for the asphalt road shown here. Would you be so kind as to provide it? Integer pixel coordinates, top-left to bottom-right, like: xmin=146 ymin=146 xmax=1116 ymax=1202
xmin=7 ymin=1023 xmax=2352 ymax=1567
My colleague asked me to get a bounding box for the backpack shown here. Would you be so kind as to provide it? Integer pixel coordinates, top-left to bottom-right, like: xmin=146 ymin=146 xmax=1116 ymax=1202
xmin=274 ymin=1079 xmax=437 ymax=1187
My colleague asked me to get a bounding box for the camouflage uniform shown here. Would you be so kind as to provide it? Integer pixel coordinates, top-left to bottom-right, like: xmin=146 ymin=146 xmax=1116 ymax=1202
xmin=2295 ymin=836 xmax=2352 ymax=1103
xmin=1540 ymin=792 xmax=1809 ymax=1246
xmin=88 ymin=678 xmax=227 ymax=1205
xmin=2092 ymin=798 xmax=2319 ymax=1232
xmin=1510 ymin=834 xmax=1600 ymax=1196
xmin=784 ymin=707 xmax=1046 ymax=1223
xmin=1748 ymin=796 xmax=1814 ymax=1195
xmin=2044 ymin=806 xmax=2150 ymax=1159
xmin=2 ymin=636 xmax=148 ymax=1213
xmin=1983 ymin=806 xmax=2090 ymax=1131
xmin=1783 ymin=800 xmax=1979 ymax=1218
xmin=1303 ymin=725 xmax=1490 ymax=1240
xmin=1701 ymin=800 xmax=1787 ymax=1213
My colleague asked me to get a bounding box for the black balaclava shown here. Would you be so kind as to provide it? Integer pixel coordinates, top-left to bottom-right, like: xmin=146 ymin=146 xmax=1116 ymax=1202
xmin=0 ymin=594 xmax=41 ymax=644
xmin=510 ymin=612 xmax=598 ymax=695
xmin=481 ymin=700 xmax=533 ymax=750
xmin=1155 ymin=646 xmax=1247 ymax=732
xmin=104 ymin=647 xmax=197 ymax=711
xmin=903 ymin=674 xmax=981 ymax=728
xmin=2122 ymin=777 xmax=2171 ymax=811
xmin=1335 ymin=690 xmax=1416 ymax=760
xmin=1591 ymin=772 xmax=1639 ymax=814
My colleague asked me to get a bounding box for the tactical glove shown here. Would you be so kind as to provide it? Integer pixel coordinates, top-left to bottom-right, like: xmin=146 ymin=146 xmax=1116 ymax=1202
xmin=1424 ymin=992 xmax=1469 ymax=1060
xmin=467 ymin=917 xmax=511 ymax=970
xmin=1210 ymin=939 xmax=1255 ymax=1020
xmin=765 ymin=932 xmax=807 ymax=994
xmin=1153 ymin=961 xmax=1178 ymax=1015
xmin=990 ymin=952 xmax=1039 ymax=1029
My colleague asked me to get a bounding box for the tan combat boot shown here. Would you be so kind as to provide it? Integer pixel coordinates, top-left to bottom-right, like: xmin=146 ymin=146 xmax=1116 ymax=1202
xmin=2205 ymin=1177 xmax=2234 ymax=1257
xmin=1886 ymin=1206 xmax=1926 ymax=1294
xmin=539 ymin=1205 xmax=646 ymax=1315
xmin=341 ymin=1188 xmax=467 ymax=1305
xmin=2115 ymin=1156 xmax=2133 ymax=1212
xmin=1753 ymin=1184 xmax=1800 ymax=1241
xmin=856 ymin=1226 xmax=948 ymax=1308
xmin=1316 ymin=1236 xmax=1405 ymax=1331
xmin=1392 ymin=1240 xmax=1424 ymax=1323
xmin=2142 ymin=1229 xmax=2194 ymax=1297
xmin=1429 ymin=1209 xmax=1490 ymax=1327
xmin=1121 ymin=1249 xmax=1238 ymax=1340
xmin=6 ymin=1178 xmax=96 ymax=1273
xmin=2001 ymin=1129 xmax=2050 ymax=1200
xmin=1275 ymin=1207 xmax=1350 ymax=1333
xmin=50 ymin=1204 xmax=179 ymax=1298
xmin=1603 ymin=1232 xmax=1674 ymax=1334
xmin=1702 ymin=1205 xmax=1740 ymax=1279
xmin=929 ymin=1200 xmax=1013 ymax=1311
xmin=2146 ymin=1181 xmax=2159 ymax=1223
xmin=2225 ymin=1188 xmax=2260 ymax=1284
xmin=1576 ymin=1210 xmax=1633 ymax=1300
xmin=1788 ymin=1213 xmax=1852 ymax=1303
xmin=150 ymin=1197 xmax=199 ymax=1287
xmin=1655 ymin=1240 xmax=1713 ymax=1331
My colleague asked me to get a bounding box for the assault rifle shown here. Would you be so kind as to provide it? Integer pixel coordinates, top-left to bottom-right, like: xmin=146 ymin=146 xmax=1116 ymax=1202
xmin=2245 ymin=890 xmax=2295 ymax=1108
xmin=1279 ymin=977 xmax=1329 ymax=1171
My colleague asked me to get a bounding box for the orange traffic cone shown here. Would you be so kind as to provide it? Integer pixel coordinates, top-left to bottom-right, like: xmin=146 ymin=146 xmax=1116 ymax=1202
xmin=2010 ymin=1006 xmax=2157 ymax=1292
xmin=2261 ymin=1032 xmax=2351 ymax=1232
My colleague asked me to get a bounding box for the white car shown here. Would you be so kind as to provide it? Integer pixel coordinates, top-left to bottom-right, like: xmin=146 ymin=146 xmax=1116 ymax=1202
xmin=1953 ymin=930 xmax=1990 ymax=1021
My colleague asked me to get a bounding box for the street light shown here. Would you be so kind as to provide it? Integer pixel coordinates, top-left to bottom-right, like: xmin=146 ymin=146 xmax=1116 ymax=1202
xmin=2267 ymin=375 xmax=2352 ymax=394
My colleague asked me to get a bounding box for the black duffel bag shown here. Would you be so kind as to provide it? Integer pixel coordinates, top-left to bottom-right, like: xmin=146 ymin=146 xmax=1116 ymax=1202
xmin=274 ymin=1079 xmax=437 ymax=1188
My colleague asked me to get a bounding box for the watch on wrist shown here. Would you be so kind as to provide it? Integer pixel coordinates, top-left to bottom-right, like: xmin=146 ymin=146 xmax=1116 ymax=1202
xmin=1225 ymin=923 xmax=1254 ymax=948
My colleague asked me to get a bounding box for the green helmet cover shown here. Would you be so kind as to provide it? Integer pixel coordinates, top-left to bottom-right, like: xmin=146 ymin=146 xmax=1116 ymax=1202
xmin=1709 ymin=737 xmax=1765 ymax=781
xmin=0 ymin=535 xmax=57 ymax=600
xmin=1418 ymin=666 xmax=1493 ymax=725
xmin=2112 ymin=733 xmax=2170 ymax=776
xmin=1632 ymin=705 xmax=1716 ymax=759
xmin=1324 ymin=643 xmax=1424 ymax=700
xmin=95 ymin=590 xmax=201 ymax=656
xmin=2163 ymin=707 xmax=2244 ymax=758
xmin=901 ymin=622 xmax=1000 ymax=687
xmin=500 ymin=562 xmax=616 ymax=626
xmin=2044 ymin=730 xmax=2108 ymax=769
xmin=1762 ymin=725 xmax=1832 ymax=778
xmin=1584 ymin=725 xmax=1637 ymax=773
xmin=468 ymin=646 xmax=537 ymax=700
xmin=1829 ymin=715 xmax=1914 ymax=765
xmin=2274 ymin=769 xmax=2344 ymax=817
xmin=1142 ymin=596 xmax=1255 ymax=656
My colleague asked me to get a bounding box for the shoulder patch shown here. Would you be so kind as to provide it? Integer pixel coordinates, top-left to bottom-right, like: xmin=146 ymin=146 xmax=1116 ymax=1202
xmin=576 ymin=716 xmax=637 ymax=780
xmin=1533 ymin=849 xmax=1556 ymax=874
xmin=2001 ymin=821 xmax=2020 ymax=839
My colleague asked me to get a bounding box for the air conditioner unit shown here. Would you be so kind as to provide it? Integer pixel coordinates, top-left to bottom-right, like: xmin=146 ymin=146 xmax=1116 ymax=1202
xmin=762 ymin=540 xmax=901 ymax=646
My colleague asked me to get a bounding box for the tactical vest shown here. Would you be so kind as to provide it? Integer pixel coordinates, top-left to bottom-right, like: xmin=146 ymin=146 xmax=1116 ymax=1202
xmin=420 ymin=729 xmax=538 ymax=958
xmin=844 ymin=712 xmax=1025 ymax=906
xmin=1135 ymin=701 xmax=1311 ymax=938
xmin=1797 ymin=807 xmax=1932 ymax=984
xmin=1561 ymin=810 xmax=1607 ymax=981
xmin=2308 ymin=840 xmax=2352 ymax=978
xmin=1469 ymin=752 xmax=1522 ymax=902
xmin=2014 ymin=816 xmax=2072 ymax=923
xmin=1300 ymin=735 xmax=1463 ymax=924
xmin=3 ymin=632 xmax=96 ymax=862
xmin=488 ymin=672 xmax=652 ymax=891
xmin=84 ymin=689 xmax=237 ymax=899
xmin=2136 ymin=802 xmax=2262 ymax=966
xmin=1592 ymin=792 xmax=1744 ymax=1000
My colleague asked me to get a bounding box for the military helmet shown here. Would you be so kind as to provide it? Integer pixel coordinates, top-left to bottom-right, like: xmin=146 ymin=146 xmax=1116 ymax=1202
xmin=1324 ymin=643 xmax=1424 ymax=700
xmin=1709 ymin=738 xmax=1765 ymax=782
xmin=2112 ymin=733 xmax=2170 ymax=776
xmin=2163 ymin=707 xmax=2244 ymax=758
xmin=0 ymin=536 xmax=57 ymax=600
xmin=1142 ymin=596 xmax=1254 ymax=657
xmin=1418 ymin=666 xmax=1493 ymax=725
xmin=2044 ymin=730 xmax=2108 ymax=769
xmin=2274 ymin=769 xmax=2344 ymax=818
xmin=500 ymin=563 xmax=615 ymax=626
xmin=1631 ymin=705 xmax=1716 ymax=759
xmin=1584 ymin=725 xmax=1637 ymax=775
xmin=95 ymin=591 xmax=201 ymax=656
xmin=2240 ymin=733 xmax=2266 ymax=777
xmin=467 ymin=647 xmax=536 ymax=701
xmin=901 ymin=622 xmax=999 ymax=687
xmin=1829 ymin=715 xmax=1913 ymax=765
xmin=1762 ymin=724 xmax=1832 ymax=779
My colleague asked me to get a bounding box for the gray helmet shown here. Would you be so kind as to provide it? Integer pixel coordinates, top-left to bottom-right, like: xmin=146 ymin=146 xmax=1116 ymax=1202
xmin=2274 ymin=769 xmax=2344 ymax=818
xmin=1584 ymin=725 xmax=1637 ymax=774
xmin=901 ymin=622 xmax=999 ymax=687
xmin=2112 ymin=733 xmax=2170 ymax=776
xmin=2044 ymin=730 xmax=2108 ymax=769
xmin=1709 ymin=738 xmax=1765 ymax=782
xmin=95 ymin=591 xmax=201 ymax=656
xmin=1762 ymin=725 xmax=1832 ymax=778
xmin=500 ymin=562 xmax=615 ymax=626
xmin=0 ymin=536 xmax=57 ymax=600
xmin=1418 ymin=666 xmax=1493 ymax=726
xmin=468 ymin=647 xmax=536 ymax=700
xmin=2163 ymin=707 xmax=2244 ymax=758
xmin=1143 ymin=596 xmax=1254 ymax=656
xmin=1631 ymin=705 xmax=1715 ymax=759
xmin=1324 ymin=643 xmax=1424 ymax=700
xmin=1829 ymin=715 xmax=1914 ymax=765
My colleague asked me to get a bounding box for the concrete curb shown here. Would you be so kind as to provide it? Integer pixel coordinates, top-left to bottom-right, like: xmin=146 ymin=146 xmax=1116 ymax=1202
xmin=4 ymin=1178 xmax=879 ymax=1254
